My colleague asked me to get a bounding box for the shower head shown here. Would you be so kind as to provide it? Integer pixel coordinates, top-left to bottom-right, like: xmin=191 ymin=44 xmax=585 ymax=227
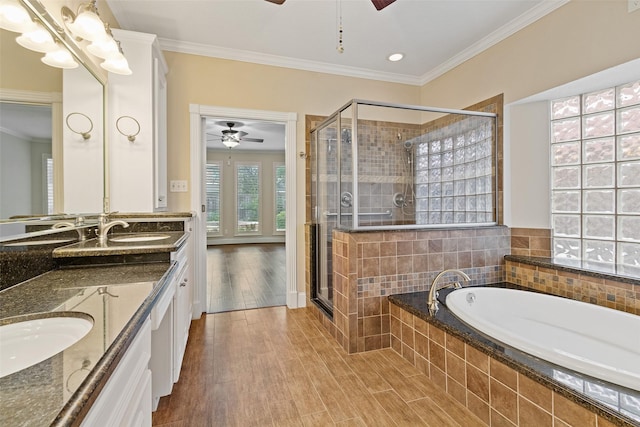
xmin=403 ymin=140 xmax=413 ymax=150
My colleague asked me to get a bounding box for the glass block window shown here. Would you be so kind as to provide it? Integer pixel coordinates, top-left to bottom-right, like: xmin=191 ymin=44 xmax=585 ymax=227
xmin=414 ymin=116 xmax=495 ymax=224
xmin=551 ymin=80 xmax=640 ymax=267
xmin=205 ymin=163 xmax=221 ymax=234
xmin=274 ymin=163 xmax=286 ymax=232
xmin=236 ymin=162 xmax=261 ymax=233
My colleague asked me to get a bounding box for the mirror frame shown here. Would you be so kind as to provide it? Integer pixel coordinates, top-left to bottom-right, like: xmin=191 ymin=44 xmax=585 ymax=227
xmin=0 ymin=0 xmax=108 ymax=239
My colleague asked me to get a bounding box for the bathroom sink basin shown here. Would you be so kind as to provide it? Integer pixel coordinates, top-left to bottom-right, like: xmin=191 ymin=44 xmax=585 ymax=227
xmin=3 ymin=238 xmax=74 ymax=247
xmin=109 ymin=234 xmax=171 ymax=243
xmin=0 ymin=312 xmax=94 ymax=378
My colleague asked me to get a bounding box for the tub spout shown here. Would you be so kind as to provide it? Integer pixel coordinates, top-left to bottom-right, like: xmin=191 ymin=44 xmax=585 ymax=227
xmin=428 ymin=269 xmax=471 ymax=314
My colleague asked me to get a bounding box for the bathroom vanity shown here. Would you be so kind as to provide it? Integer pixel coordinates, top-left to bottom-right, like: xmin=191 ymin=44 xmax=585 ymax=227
xmin=0 ymin=214 xmax=195 ymax=426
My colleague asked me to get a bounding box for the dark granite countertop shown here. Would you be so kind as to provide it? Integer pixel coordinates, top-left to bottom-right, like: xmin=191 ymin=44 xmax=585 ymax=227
xmin=109 ymin=212 xmax=194 ymax=219
xmin=52 ymin=231 xmax=188 ymax=258
xmin=389 ymin=285 xmax=640 ymax=427
xmin=505 ymin=255 xmax=640 ymax=286
xmin=0 ymin=262 xmax=178 ymax=427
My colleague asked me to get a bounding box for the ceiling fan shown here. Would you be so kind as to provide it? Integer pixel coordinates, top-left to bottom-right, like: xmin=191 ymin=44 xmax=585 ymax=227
xmin=264 ymin=0 xmax=396 ymax=11
xmin=207 ymin=121 xmax=264 ymax=149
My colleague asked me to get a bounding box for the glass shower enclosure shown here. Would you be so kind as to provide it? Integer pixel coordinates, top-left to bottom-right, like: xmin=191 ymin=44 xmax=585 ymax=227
xmin=310 ymin=100 xmax=498 ymax=313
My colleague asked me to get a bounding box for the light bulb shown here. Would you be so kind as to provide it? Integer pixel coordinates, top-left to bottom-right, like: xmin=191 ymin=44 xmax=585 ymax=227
xmin=0 ymin=0 xmax=34 ymax=33
xmin=223 ymin=138 xmax=239 ymax=148
xmin=41 ymin=44 xmax=78 ymax=69
xmin=16 ymin=22 xmax=57 ymax=53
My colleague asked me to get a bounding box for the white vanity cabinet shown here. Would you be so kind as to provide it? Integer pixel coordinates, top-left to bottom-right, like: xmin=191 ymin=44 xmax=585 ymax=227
xmin=108 ymin=29 xmax=168 ymax=212
xmin=150 ymin=221 xmax=193 ymax=409
xmin=172 ymin=230 xmax=192 ymax=383
xmin=82 ymin=318 xmax=152 ymax=427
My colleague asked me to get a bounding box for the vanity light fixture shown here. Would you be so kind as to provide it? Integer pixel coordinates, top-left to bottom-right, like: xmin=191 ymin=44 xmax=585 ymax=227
xmin=42 ymin=43 xmax=79 ymax=69
xmin=0 ymin=0 xmax=33 ymax=33
xmin=387 ymin=53 xmax=404 ymax=62
xmin=100 ymin=41 xmax=132 ymax=75
xmin=16 ymin=21 xmax=57 ymax=53
xmin=62 ymin=0 xmax=105 ymax=42
xmin=61 ymin=0 xmax=132 ymax=75
xmin=86 ymin=25 xmax=118 ymax=59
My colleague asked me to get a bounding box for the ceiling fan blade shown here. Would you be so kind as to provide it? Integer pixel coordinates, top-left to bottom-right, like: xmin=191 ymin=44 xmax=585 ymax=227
xmin=371 ymin=0 xmax=396 ymax=10
xmin=242 ymin=137 xmax=264 ymax=143
xmin=265 ymin=0 xmax=285 ymax=4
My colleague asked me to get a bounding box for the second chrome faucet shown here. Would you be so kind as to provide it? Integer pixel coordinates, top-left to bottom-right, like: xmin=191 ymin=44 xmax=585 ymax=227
xmin=96 ymin=213 xmax=129 ymax=243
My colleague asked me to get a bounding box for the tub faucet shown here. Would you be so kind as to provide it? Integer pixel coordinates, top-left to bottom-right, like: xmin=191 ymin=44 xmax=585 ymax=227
xmin=96 ymin=213 xmax=129 ymax=243
xmin=428 ymin=269 xmax=471 ymax=314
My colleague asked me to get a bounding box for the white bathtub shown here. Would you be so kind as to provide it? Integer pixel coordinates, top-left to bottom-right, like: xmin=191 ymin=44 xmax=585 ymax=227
xmin=445 ymin=287 xmax=640 ymax=392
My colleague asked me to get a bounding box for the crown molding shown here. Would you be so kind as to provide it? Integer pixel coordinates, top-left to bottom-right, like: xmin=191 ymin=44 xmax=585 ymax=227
xmin=159 ymin=39 xmax=423 ymax=86
xmin=418 ymin=0 xmax=569 ymax=86
xmin=157 ymin=0 xmax=567 ymax=88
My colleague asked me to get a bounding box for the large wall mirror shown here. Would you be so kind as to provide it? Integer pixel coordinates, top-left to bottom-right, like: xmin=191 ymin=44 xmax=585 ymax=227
xmin=0 ymin=0 xmax=106 ymax=239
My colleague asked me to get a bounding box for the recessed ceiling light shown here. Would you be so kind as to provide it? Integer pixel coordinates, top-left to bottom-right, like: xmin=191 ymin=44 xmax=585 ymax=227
xmin=388 ymin=53 xmax=404 ymax=62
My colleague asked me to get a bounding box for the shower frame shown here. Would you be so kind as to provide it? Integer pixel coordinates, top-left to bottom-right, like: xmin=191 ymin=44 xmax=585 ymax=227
xmin=311 ymin=99 xmax=500 ymax=231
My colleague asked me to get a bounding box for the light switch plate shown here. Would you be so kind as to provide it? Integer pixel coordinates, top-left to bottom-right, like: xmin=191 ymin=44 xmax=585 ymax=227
xmin=630 ymin=0 xmax=640 ymax=12
xmin=170 ymin=180 xmax=188 ymax=192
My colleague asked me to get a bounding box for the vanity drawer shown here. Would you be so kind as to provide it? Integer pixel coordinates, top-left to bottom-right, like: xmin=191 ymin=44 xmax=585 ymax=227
xmin=150 ymin=275 xmax=176 ymax=330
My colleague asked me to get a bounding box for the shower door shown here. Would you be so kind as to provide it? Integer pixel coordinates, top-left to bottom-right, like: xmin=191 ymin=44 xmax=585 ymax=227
xmin=311 ymin=119 xmax=338 ymax=312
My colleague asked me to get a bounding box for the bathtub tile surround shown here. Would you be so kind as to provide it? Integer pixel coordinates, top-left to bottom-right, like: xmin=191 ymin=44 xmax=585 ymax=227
xmin=505 ymin=255 xmax=640 ymax=315
xmin=510 ymin=227 xmax=552 ymax=257
xmin=388 ymin=290 xmax=640 ymax=427
xmin=306 ymin=226 xmax=510 ymax=354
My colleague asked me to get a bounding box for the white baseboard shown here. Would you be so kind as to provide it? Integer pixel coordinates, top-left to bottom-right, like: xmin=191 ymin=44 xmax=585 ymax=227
xmin=287 ymin=291 xmax=306 ymax=309
xmin=207 ymin=236 xmax=285 ymax=246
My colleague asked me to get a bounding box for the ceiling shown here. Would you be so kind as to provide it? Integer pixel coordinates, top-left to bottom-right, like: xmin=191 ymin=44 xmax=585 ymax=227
xmin=106 ymin=0 xmax=565 ymax=85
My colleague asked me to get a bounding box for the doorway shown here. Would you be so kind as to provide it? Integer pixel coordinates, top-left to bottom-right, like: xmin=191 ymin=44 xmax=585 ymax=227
xmin=189 ymin=105 xmax=299 ymax=317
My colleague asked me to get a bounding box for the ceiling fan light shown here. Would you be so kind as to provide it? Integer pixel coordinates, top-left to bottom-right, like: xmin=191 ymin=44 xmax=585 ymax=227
xmin=100 ymin=52 xmax=132 ymax=75
xmin=387 ymin=53 xmax=404 ymax=62
xmin=41 ymin=45 xmax=79 ymax=69
xmin=0 ymin=0 xmax=34 ymax=33
xmin=222 ymin=138 xmax=239 ymax=149
xmin=16 ymin=22 xmax=57 ymax=53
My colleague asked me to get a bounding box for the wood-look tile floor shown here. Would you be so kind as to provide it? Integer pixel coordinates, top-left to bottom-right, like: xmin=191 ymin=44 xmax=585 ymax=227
xmin=207 ymin=244 xmax=286 ymax=313
xmin=152 ymin=306 xmax=485 ymax=427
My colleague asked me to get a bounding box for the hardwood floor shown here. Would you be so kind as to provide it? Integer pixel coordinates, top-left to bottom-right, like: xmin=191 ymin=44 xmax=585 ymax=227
xmin=152 ymin=306 xmax=486 ymax=426
xmin=207 ymin=244 xmax=286 ymax=313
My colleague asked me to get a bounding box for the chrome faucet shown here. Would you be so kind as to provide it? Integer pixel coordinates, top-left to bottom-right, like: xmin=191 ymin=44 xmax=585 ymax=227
xmin=52 ymin=217 xmax=87 ymax=241
xmin=96 ymin=213 xmax=129 ymax=243
xmin=427 ymin=269 xmax=471 ymax=314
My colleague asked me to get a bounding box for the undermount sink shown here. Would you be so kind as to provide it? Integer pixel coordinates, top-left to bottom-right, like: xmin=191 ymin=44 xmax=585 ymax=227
xmin=109 ymin=234 xmax=171 ymax=243
xmin=3 ymin=238 xmax=74 ymax=247
xmin=0 ymin=312 xmax=94 ymax=378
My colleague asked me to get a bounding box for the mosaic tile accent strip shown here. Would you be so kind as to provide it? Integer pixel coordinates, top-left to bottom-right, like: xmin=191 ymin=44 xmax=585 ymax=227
xmin=505 ymin=259 xmax=640 ymax=315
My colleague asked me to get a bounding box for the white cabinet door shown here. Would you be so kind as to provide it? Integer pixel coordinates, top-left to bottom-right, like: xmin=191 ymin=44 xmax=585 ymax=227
xmin=82 ymin=318 xmax=151 ymax=427
xmin=108 ymin=29 xmax=168 ymax=213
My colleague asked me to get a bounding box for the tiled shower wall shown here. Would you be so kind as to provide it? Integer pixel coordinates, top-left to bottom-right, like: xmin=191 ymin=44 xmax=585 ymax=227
xmin=307 ymin=226 xmax=511 ymax=354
